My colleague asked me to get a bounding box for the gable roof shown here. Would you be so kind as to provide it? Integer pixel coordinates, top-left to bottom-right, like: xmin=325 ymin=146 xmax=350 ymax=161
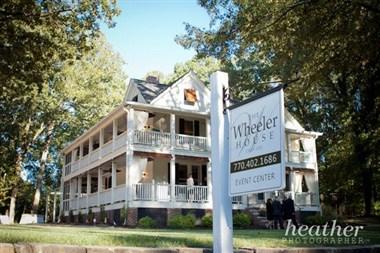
xmin=129 ymin=78 xmax=169 ymax=103
xmin=151 ymin=71 xmax=210 ymax=104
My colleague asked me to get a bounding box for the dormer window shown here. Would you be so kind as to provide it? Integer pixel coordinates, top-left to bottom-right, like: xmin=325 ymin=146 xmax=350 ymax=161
xmin=184 ymin=88 xmax=197 ymax=104
xmin=132 ymin=95 xmax=138 ymax=102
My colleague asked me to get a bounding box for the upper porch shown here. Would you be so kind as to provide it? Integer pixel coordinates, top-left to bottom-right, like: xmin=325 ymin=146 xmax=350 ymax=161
xmin=62 ymin=103 xmax=211 ymax=178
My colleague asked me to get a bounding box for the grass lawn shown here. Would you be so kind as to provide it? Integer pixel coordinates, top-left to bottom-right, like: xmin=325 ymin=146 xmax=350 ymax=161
xmin=0 ymin=224 xmax=379 ymax=248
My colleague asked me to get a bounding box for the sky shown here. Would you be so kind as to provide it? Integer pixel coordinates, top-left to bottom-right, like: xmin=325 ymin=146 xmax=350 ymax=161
xmin=101 ymin=0 xmax=211 ymax=79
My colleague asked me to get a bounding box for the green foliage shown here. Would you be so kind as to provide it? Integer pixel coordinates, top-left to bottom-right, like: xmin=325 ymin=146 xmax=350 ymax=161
xmin=178 ymin=0 xmax=380 ymax=216
xmin=0 ymin=0 xmax=121 ymax=218
xmin=201 ymin=214 xmax=212 ymax=228
xmin=374 ymin=201 xmax=380 ymax=216
xmin=137 ymin=216 xmax=157 ymax=228
xmin=303 ymin=214 xmax=327 ymax=226
xmin=165 ymin=57 xmax=221 ymax=86
xmin=87 ymin=209 xmax=94 ymax=224
xmin=168 ymin=214 xmax=196 ymax=229
xmin=100 ymin=206 xmax=107 ymax=224
xmin=78 ymin=211 xmax=83 ymax=224
xmin=233 ymin=212 xmax=252 ymax=228
xmin=120 ymin=205 xmax=128 ymax=226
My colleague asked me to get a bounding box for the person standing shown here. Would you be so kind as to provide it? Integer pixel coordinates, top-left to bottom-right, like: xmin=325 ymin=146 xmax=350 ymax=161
xmin=266 ymin=198 xmax=274 ymax=229
xmin=272 ymin=196 xmax=284 ymax=229
xmin=186 ymin=174 xmax=194 ymax=202
xmin=283 ymin=194 xmax=298 ymax=228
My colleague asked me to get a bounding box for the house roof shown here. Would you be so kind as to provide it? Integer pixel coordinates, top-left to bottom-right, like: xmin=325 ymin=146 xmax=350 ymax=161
xmin=130 ymin=78 xmax=169 ymax=103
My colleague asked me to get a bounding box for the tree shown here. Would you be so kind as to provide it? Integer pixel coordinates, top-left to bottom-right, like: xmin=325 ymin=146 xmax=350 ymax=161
xmin=28 ymin=34 xmax=126 ymax=214
xmin=0 ymin=0 xmax=120 ymax=222
xmin=177 ymin=1 xmax=380 ymax=215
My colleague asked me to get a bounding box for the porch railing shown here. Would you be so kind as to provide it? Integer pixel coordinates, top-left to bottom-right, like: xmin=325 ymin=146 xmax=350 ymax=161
xmin=175 ymin=134 xmax=208 ymax=151
xmin=133 ymin=130 xmax=171 ymax=147
xmin=295 ymin=192 xmax=319 ymax=206
xmin=288 ymin=150 xmax=314 ymax=164
xmin=132 ymin=183 xmax=208 ymax=202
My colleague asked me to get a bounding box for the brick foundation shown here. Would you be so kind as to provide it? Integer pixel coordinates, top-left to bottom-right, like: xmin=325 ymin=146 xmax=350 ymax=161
xmin=127 ymin=208 xmax=138 ymax=227
xmin=166 ymin=208 xmax=181 ymax=225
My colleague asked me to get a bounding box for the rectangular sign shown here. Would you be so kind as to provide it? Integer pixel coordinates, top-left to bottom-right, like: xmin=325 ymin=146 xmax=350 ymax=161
xmin=228 ymin=86 xmax=285 ymax=196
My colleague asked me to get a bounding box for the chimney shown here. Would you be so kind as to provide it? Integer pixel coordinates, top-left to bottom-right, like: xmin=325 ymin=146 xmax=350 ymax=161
xmin=146 ymin=76 xmax=159 ymax=84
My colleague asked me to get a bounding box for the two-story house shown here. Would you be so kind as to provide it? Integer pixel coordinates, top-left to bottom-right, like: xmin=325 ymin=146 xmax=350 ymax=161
xmin=59 ymin=71 xmax=321 ymax=226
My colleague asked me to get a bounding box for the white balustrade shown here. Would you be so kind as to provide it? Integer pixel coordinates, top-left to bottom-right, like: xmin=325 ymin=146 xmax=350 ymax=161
xmin=69 ymin=198 xmax=78 ymax=210
xmin=114 ymin=132 xmax=127 ymax=150
xmin=71 ymin=160 xmax=79 ymax=172
xmin=80 ymin=155 xmax=89 ymax=168
xmin=113 ymin=184 xmax=126 ymax=203
xmin=133 ymin=130 xmax=171 ymax=147
xmin=78 ymin=196 xmax=87 ymax=209
xmin=87 ymin=193 xmax=98 ymax=207
xmin=289 ymin=151 xmax=314 ymax=164
xmin=89 ymin=149 xmax=100 ymax=163
xmin=295 ymin=192 xmax=319 ymax=206
xmin=132 ymin=183 xmax=171 ymax=201
xmin=175 ymin=134 xmax=208 ymax=151
xmin=174 ymin=185 xmax=208 ymax=202
xmin=63 ymin=200 xmax=70 ymax=211
xmin=99 ymin=189 xmax=112 ymax=205
xmin=101 ymin=141 xmax=113 ymax=157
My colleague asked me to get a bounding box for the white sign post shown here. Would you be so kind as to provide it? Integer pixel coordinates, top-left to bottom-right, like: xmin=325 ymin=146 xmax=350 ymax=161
xmin=228 ymin=86 xmax=286 ymax=196
xmin=210 ymin=71 xmax=233 ymax=253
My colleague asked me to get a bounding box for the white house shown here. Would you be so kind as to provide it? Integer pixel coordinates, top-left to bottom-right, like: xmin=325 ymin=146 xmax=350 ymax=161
xmin=59 ymin=72 xmax=322 ymax=226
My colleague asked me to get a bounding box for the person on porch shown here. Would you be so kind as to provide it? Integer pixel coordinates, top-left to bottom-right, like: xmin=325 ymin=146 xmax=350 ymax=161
xmin=186 ymin=174 xmax=194 ymax=202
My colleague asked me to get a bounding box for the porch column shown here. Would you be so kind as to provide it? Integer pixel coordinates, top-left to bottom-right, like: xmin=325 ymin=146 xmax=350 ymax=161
xmin=112 ymin=118 xmax=117 ymax=149
xmin=170 ymin=155 xmax=176 ymax=202
xmin=77 ymin=176 xmax=82 ymax=210
xmin=89 ymin=136 xmax=93 ymax=153
xmin=58 ymin=177 xmax=64 ymax=222
xmin=111 ymin=161 xmax=117 ymax=203
xmin=97 ymin=167 xmax=102 ymax=206
xmin=79 ymin=143 xmax=83 ymax=160
xmin=52 ymin=192 xmax=57 ymax=223
xmin=206 ymin=118 xmax=211 ymax=150
xmin=99 ymin=129 xmax=104 ymax=159
xmin=289 ymin=169 xmax=296 ymax=200
xmin=287 ymin=134 xmax=292 ymax=162
xmin=126 ymin=107 xmax=135 ymax=202
xmin=207 ymin=161 xmax=212 ymax=203
xmin=170 ymin=114 xmax=176 ymax=150
xmin=86 ymin=172 xmax=91 ymax=209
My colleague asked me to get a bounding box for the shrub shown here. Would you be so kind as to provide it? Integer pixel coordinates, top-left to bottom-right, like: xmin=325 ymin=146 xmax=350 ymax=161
xmin=168 ymin=214 xmax=196 ymax=229
xmin=78 ymin=211 xmax=83 ymax=224
xmin=138 ymin=216 xmax=157 ymax=228
xmin=233 ymin=212 xmax=251 ymax=228
xmin=303 ymin=214 xmax=327 ymax=225
xmin=374 ymin=201 xmax=380 ymax=216
xmin=201 ymin=214 xmax=212 ymax=228
xmin=87 ymin=208 xmax=94 ymax=224
xmin=100 ymin=206 xmax=107 ymax=224
xmin=120 ymin=205 xmax=128 ymax=226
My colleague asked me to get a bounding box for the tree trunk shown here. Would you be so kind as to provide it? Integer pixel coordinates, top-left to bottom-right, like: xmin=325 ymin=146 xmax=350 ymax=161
xmin=32 ymin=124 xmax=54 ymax=214
xmin=363 ymin=168 xmax=373 ymax=216
xmin=9 ymin=187 xmax=18 ymax=224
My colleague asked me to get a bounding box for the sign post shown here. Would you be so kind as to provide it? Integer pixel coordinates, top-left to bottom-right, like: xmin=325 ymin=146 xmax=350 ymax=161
xmin=228 ymin=86 xmax=286 ymax=196
xmin=210 ymin=71 xmax=233 ymax=253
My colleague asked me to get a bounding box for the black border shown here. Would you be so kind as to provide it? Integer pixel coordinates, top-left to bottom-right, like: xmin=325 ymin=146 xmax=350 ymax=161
xmin=227 ymin=84 xmax=284 ymax=111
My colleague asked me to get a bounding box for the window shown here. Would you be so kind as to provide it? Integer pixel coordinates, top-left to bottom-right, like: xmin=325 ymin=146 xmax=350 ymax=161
xmin=179 ymin=119 xmax=200 ymax=136
xmin=92 ymin=133 xmax=100 ymax=150
xmin=285 ymin=173 xmax=290 ymax=191
xmin=103 ymin=124 xmax=113 ymax=143
xmin=65 ymin=152 xmax=72 ymax=165
xmin=184 ymin=88 xmax=197 ymax=104
xmin=132 ymin=95 xmax=138 ymax=102
xmin=82 ymin=140 xmax=89 ymax=156
xmin=301 ymin=175 xmax=309 ymax=192
xmin=73 ymin=147 xmax=80 ymax=161
xmin=116 ymin=114 xmax=127 ymax=135
xmin=175 ymin=164 xmax=188 ymax=184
